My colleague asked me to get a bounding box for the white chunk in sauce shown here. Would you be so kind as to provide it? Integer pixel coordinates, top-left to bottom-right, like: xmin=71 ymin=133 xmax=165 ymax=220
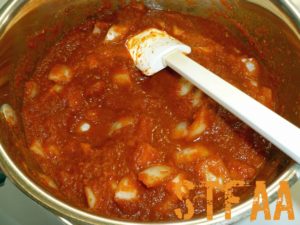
xmin=38 ymin=173 xmax=58 ymax=189
xmin=0 ymin=104 xmax=17 ymax=126
xmin=138 ymin=165 xmax=173 ymax=188
xmin=48 ymin=64 xmax=73 ymax=84
xmin=242 ymin=58 xmax=256 ymax=73
xmin=177 ymin=78 xmax=193 ymax=97
xmin=30 ymin=140 xmax=45 ymax=157
xmin=172 ymin=122 xmax=189 ymax=139
xmin=192 ymin=90 xmax=203 ymax=107
xmin=109 ymin=117 xmax=135 ymax=136
xmin=84 ymin=187 xmax=97 ymax=208
xmin=167 ymin=174 xmax=194 ymax=200
xmin=105 ymin=25 xmax=128 ymax=42
xmin=175 ymin=145 xmax=210 ymax=163
xmin=78 ymin=122 xmax=91 ymax=133
xmin=187 ymin=110 xmax=208 ymax=140
xmin=92 ymin=24 xmax=102 ymax=35
xmin=198 ymin=157 xmax=230 ymax=186
xmin=205 ymin=171 xmax=225 ymax=184
xmin=241 ymin=57 xmax=260 ymax=86
xmin=115 ymin=177 xmax=139 ymax=201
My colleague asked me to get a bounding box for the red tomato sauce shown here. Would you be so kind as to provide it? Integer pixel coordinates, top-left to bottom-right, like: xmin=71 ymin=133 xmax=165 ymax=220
xmin=22 ymin=2 xmax=279 ymax=222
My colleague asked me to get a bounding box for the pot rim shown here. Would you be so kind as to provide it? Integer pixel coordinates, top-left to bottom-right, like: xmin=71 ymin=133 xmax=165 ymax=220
xmin=0 ymin=0 xmax=300 ymax=224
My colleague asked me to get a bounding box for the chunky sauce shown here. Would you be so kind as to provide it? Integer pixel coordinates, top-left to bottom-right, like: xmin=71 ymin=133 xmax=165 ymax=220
xmin=22 ymin=3 xmax=277 ymax=221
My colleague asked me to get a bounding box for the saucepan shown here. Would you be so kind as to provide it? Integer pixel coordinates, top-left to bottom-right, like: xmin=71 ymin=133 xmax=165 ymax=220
xmin=0 ymin=0 xmax=300 ymax=224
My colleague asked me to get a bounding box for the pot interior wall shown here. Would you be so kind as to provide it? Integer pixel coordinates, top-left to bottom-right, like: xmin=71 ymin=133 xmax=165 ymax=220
xmin=0 ymin=0 xmax=299 ymax=221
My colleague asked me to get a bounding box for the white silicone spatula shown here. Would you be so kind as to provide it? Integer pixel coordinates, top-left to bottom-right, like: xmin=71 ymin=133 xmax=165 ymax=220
xmin=126 ymin=28 xmax=300 ymax=164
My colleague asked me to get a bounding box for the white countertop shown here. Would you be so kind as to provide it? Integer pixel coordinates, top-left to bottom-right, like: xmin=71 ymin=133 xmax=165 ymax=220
xmin=0 ymin=0 xmax=299 ymax=225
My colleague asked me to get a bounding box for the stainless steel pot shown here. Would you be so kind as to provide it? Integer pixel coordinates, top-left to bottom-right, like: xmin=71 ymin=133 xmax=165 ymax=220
xmin=0 ymin=0 xmax=300 ymax=224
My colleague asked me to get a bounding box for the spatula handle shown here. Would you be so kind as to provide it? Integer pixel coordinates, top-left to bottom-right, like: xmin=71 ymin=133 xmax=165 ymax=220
xmin=164 ymin=50 xmax=300 ymax=164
